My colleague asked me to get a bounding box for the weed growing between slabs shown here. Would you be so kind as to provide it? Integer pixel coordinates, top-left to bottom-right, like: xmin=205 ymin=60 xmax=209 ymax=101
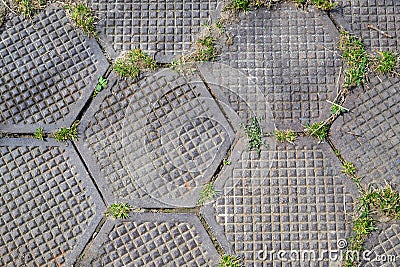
xmin=105 ymin=203 xmax=133 ymax=219
xmin=114 ymin=49 xmax=157 ymax=79
xmin=373 ymin=51 xmax=398 ymax=74
xmin=304 ymin=121 xmax=329 ymax=141
xmin=339 ymin=31 xmax=370 ymax=88
xmin=275 ymin=129 xmax=296 ymax=143
xmin=93 ymin=76 xmax=108 ymax=97
xmin=65 ymin=2 xmax=97 ymax=37
xmin=34 ymin=127 xmax=44 ymax=140
xmin=226 ymin=0 xmax=338 ymax=12
xmin=15 ymin=0 xmax=46 ymax=17
xmin=219 ymin=255 xmax=242 ymax=267
xmin=241 ymin=117 xmax=266 ymax=156
xmin=54 ymin=121 xmax=79 ymax=142
xmin=344 ymin=184 xmax=400 ymax=267
xmin=197 ymin=182 xmax=219 ymax=206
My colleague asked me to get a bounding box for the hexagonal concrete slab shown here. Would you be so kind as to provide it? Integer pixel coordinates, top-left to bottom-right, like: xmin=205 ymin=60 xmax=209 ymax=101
xmin=76 ymin=69 xmax=234 ymax=208
xmin=202 ymin=137 xmax=357 ymax=266
xmin=0 ymin=138 xmax=105 ymax=266
xmin=76 ymin=213 xmax=220 ymax=266
xmin=0 ymin=6 xmax=109 ymax=133
xmin=330 ymin=76 xmax=400 ymax=186
xmin=332 ymin=0 xmax=399 ymax=51
xmin=219 ymin=2 xmax=341 ymax=130
xmin=88 ymin=0 xmax=219 ymax=62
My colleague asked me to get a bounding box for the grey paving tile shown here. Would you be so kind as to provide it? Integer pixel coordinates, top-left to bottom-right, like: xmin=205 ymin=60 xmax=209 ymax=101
xmin=330 ymin=76 xmax=400 ymax=186
xmin=202 ymin=137 xmax=357 ymax=267
xmin=76 ymin=69 xmax=234 ymax=208
xmin=0 ymin=6 xmax=109 ymax=133
xmin=332 ymin=0 xmax=399 ymax=51
xmin=219 ymin=3 xmax=341 ymax=131
xmin=362 ymin=223 xmax=400 ymax=266
xmin=76 ymin=213 xmax=220 ymax=267
xmin=88 ymin=0 xmax=220 ymax=62
xmin=196 ymin=62 xmax=275 ymax=134
xmin=0 ymin=138 xmax=105 ymax=267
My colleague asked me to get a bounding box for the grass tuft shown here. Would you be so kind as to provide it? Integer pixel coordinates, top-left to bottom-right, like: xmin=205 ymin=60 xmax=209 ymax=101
xmin=93 ymin=76 xmax=108 ymax=97
xmin=197 ymin=182 xmax=219 ymax=205
xmin=15 ymin=0 xmax=46 ymax=17
xmin=114 ymin=49 xmax=157 ymax=79
xmin=66 ymin=2 xmax=97 ymax=36
xmin=310 ymin=0 xmax=337 ymax=10
xmin=242 ymin=117 xmax=265 ymax=155
xmin=374 ymin=51 xmax=397 ymax=74
xmin=105 ymin=203 xmax=132 ymax=219
xmin=339 ymin=31 xmax=369 ymax=88
xmin=192 ymin=36 xmax=218 ymax=62
xmin=34 ymin=127 xmax=44 ymax=140
xmin=54 ymin=121 xmax=79 ymax=142
xmin=275 ymin=129 xmax=296 ymax=143
xmin=219 ymin=255 xmax=241 ymax=267
xmin=305 ymin=121 xmax=329 ymax=141
xmin=341 ymin=161 xmax=356 ymax=176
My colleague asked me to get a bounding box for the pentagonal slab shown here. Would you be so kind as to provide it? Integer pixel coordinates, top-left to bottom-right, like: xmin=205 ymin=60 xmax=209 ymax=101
xmin=0 ymin=6 xmax=109 ymax=133
xmin=0 ymin=138 xmax=105 ymax=267
xmin=76 ymin=213 xmax=220 ymax=266
xmin=219 ymin=3 xmax=341 ymax=130
xmin=76 ymin=70 xmax=234 ymax=208
xmin=330 ymin=76 xmax=400 ymax=186
xmin=332 ymin=0 xmax=399 ymax=51
xmin=88 ymin=0 xmax=219 ymax=62
xmin=202 ymin=137 xmax=357 ymax=266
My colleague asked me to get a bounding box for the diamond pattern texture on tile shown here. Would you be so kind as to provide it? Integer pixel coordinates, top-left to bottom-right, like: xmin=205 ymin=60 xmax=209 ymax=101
xmin=88 ymin=0 xmax=218 ymax=62
xmin=331 ymin=76 xmax=400 ymax=186
xmin=363 ymin=224 xmax=400 ymax=266
xmin=196 ymin=62 xmax=275 ymax=133
xmin=0 ymin=139 xmax=104 ymax=267
xmin=0 ymin=6 xmax=108 ymax=133
xmin=77 ymin=70 xmax=234 ymax=208
xmin=76 ymin=213 xmax=220 ymax=267
xmin=219 ymin=3 xmax=341 ymax=130
xmin=332 ymin=0 xmax=399 ymax=51
xmin=204 ymin=138 xmax=355 ymax=267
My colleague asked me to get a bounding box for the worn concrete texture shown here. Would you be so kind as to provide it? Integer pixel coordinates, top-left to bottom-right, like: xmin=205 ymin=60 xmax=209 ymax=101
xmin=0 ymin=1 xmax=399 ymax=266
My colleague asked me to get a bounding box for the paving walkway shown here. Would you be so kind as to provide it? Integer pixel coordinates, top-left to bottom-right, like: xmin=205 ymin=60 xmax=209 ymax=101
xmin=0 ymin=1 xmax=399 ymax=266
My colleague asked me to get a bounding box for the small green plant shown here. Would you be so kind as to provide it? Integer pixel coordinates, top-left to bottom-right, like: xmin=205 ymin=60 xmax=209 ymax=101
xmin=105 ymin=203 xmax=133 ymax=219
xmin=54 ymin=121 xmax=79 ymax=142
xmin=215 ymin=19 xmax=224 ymax=32
xmin=339 ymin=31 xmax=369 ymax=88
xmin=219 ymin=255 xmax=241 ymax=267
xmin=197 ymin=182 xmax=219 ymax=205
xmin=330 ymin=103 xmax=346 ymax=115
xmin=193 ymin=36 xmax=218 ymax=62
xmin=223 ymin=159 xmax=231 ymax=165
xmin=114 ymin=49 xmax=157 ymax=79
xmin=305 ymin=122 xmax=329 ymax=141
xmin=341 ymin=161 xmax=356 ymax=176
xmin=374 ymin=51 xmax=397 ymax=74
xmin=275 ymin=129 xmax=296 ymax=143
xmin=230 ymin=0 xmax=251 ymax=11
xmin=93 ymin=76 xmax=108 ymax=97
xmin=334 ymin=149 xmax=341 ymax=157
xmin=66 ymin=2 xmax=97 ymax=36
xmin=16 ymin=0 xmax=46 ymax=17
xmin=34 ymin=127 xmax=44 ymax=140
xmin=369 ymin=185 xmax=400 ymax=220
xmin=242 ymin=117 xmax=264 ymax=155
xmin=310 ymin=0 xmax=337 ymax=10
